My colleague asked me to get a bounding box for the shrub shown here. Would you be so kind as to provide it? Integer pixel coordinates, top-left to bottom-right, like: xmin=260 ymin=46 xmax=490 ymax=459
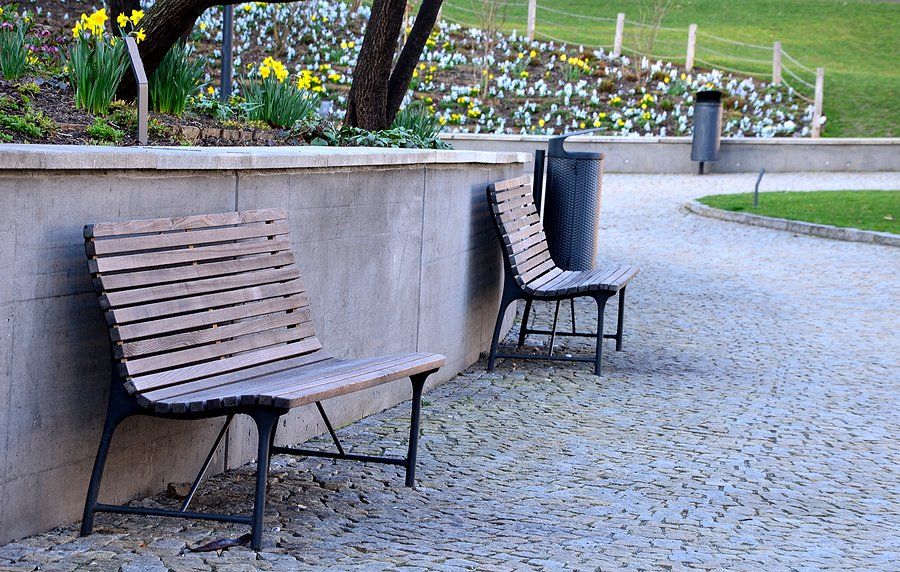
xmin=321 ymin=125 xmax=451 ymax=150
xmin=149 ymin=43 xmax=205 ymax=116
xmin=392 ymin=103 xmax=443 ymax=141
xmin=240 ymin=57 xmax=320 ymax=128
xmin=86 ymin=116 xmax=124 ymax=143
xmin=67 ymin=8 xmax=144 ymax=115
xmin=0 ymin=107 xmax=56 ymax=138
xmin=0 ymin=5 xmax=29 ymax=80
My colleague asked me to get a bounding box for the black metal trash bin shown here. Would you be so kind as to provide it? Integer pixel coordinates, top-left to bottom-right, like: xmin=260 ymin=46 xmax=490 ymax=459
xmin=534 ymin=131 xmax=604 ymax=271
xmin=691 ymin=90 xmax=723 ymax=174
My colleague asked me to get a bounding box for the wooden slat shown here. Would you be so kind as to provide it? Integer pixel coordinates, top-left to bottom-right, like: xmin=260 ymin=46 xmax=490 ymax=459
xmin=493 ymin=185 xmax=531 ymax=204
xmin=152 ymin=356 xmax=390 ymax=411
xmin=100 ymin=266 xmax=300 ymax=309
xmin=509 ymin=242 xmax=550 ymax=268
xmin=498 ymin=209 xmax=539 ymax=226
xmin=525 ymin=267 xmax=564 ymax=290
xmin=491 ymin=176 xmax=531 ymax=192
xmin=85 ymin=208 xmax=286 ymax=238
xmin=169 ymin=354 xmax=428 ymax=410
xmin=272 ymin=353 xmax=446 ymax=408
xmin=97 ymin=251 xmax=296 ymax=291
xmin=122 ymin=324 xmax=311 ymax=376
xmin=493 ymin=194 xmax=533 ymax=214
xmin=509 ymin=230 xmax=548 ymax=255
xmin=87 ymin=221 xmax=290 ymax=256
xmin=503 ymin=220 xmax=543 ymax=248
xmin=90 ymin=236 xmax=291 ymax=273
xmin=511 ymin=248 xmax=552 ymax=275
xmin=117 ymin=310 xmax=310 ymax=358
xmin=519 ymin=257 xmax=557 ymax=285
xmin=126 ymin=337 xmax=324 ymax=393
xmin=107 ymin=279 xmax=304 ymax=325
xmin=111 ymin=293 xmax=309 ymax=341
xmin=138 ymin=351 xmax=335 ymax=411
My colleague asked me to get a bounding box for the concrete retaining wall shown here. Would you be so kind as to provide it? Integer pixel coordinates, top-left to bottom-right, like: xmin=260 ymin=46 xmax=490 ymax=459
xmin=0 ymin=144 xmax=527 ymax=543
xmin=442 ymin=134 xmax=900 ymax=174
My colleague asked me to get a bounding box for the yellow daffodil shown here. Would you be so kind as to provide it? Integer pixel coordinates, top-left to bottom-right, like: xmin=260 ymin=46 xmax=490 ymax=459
xmin=260 ymin=65 xmax=271 ymax=79
xmin=560 ymin=54 xmax=567 ymax=62
xmin=438 ymin=116 xmax=447 ymax=125
xmin=135 ymin=28 xmax=146 ymax=43
xmin=207 ymin=86 xmax=215 ymax=95
xmin=129 ymin=9 xmax=144 ymax=25
xmin=116 ymin=13 xmax=129 ymax=28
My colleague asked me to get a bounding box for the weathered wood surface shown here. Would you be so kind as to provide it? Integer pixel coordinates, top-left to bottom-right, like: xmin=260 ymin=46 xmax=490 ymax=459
xmin=86 ymin=208 xmax=445 ymax=412
xmin=488 ymin=179 xmax=638 ymax=296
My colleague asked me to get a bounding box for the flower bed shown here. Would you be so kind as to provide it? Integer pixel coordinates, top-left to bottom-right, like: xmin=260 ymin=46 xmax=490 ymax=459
xmin=6 ymin=0 xmax=817 ymax=147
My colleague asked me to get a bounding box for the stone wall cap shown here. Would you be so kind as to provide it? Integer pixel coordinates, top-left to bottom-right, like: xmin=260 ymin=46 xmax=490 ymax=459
xmin=440 ymin=133 xmax=900 ymax=146
xmin=0 ymin=144 xmax=528 ymax=170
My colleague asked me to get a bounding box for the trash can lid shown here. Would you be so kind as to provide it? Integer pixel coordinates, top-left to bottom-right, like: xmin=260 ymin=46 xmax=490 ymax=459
xmin=547 ymin=129 xmax=604 ymax=159
xmin=696 ymin=90 xmax=722 ymax=103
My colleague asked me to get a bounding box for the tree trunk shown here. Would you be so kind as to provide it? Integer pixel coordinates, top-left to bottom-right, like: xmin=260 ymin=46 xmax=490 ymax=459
xmin=107 ymin=0 xmax=143 ymax=25
xmin=385 ymin=0 xmax=442 ymax=123
xmin=344 ymin=0 xmax=407 ymax=130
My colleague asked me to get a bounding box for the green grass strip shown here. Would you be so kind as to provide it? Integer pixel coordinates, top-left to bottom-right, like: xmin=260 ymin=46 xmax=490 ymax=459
xmin=697 ymin=191 xmax=899 ymax=234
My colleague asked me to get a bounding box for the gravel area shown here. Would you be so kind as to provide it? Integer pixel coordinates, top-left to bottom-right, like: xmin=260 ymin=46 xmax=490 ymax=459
xmin=1 ymin=172 xmax=898 ymax=571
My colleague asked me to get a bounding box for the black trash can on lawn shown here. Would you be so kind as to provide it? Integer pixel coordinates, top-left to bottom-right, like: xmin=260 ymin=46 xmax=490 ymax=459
xmin=691 ymin=90 xmax=723 ymax=174
xmin=535 ymin=131 xmax=604 ymax=272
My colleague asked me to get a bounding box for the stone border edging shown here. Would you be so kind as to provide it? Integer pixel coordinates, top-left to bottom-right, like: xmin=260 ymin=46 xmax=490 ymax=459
xmin=0 ymin=144 xmax=528 ymax=171
xmin=685 ymin=200 xmax=899 ymax=247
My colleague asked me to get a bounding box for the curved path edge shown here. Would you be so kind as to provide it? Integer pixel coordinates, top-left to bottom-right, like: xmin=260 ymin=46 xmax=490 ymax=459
xmin=685 ymin=200 xmax=899 ymax=247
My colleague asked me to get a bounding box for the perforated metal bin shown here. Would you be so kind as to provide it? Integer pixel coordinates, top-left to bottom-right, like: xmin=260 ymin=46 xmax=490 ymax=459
xmin=534 ymin=131 xmax=604 ymax=272
xmin=691 ymin=90 xmax=723 ymax=174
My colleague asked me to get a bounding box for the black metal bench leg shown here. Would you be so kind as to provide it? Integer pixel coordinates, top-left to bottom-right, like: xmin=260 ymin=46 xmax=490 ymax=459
xmin=487 ymin=291 xmax=516 ymax=372
xmin=616 ymin=287 xmax=626 ymax=352
xmin=80 ymin=409 xmax=129 ymax=536
xmin=593 ymin=295 xmax=609 ymax=376
xmin=405 ymin=373 xmax=427 ymax=488
xmin=250 ymin=410 xmax=280 ymax=550
xmin=517 ymin=299 xmax=533 ymax=347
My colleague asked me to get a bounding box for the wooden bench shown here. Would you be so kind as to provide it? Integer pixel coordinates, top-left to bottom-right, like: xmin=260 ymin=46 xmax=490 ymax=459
xmin=486 ymin=176 xmax=638 ymax=375
xmin=79 ymin=208 xmax=445 ymax=549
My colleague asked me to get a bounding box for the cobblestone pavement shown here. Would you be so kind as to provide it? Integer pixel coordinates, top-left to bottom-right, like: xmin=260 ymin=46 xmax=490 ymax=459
xmin=2 ymin=173 xmax=899 ymax=571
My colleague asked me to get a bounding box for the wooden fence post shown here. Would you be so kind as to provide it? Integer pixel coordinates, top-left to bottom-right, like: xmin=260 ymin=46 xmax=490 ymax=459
xmin=526 ymin=0 xmax=537 ymax=42
xmin=685 ymin=23 xmax=697 ymax=72
xmin=812 ymin=67 xmax=825 ymax=138
xmin=613 ymin=12 xmax=625 ymax=57
xmin=772 ymin=41 xmax=782 ymax=85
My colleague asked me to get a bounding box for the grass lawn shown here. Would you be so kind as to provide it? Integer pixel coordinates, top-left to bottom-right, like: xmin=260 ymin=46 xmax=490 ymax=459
xmin=697 ymin=191 xmax=900 ymax=233
xmin=438 ymin=0 xmax=900 ymax=138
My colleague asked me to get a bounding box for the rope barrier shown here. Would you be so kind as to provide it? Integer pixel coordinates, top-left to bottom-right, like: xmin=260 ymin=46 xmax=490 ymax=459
xmin=781 ymin=65 xmax=815 ymax=90
xmin=781 ymin=49 xmax=815 ymax=74
xmin=781 ymin=78 xmax=815 ymax=102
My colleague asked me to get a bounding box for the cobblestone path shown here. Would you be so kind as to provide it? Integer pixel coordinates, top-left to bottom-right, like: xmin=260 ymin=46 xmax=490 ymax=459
xmin=2 ymin=173 xmax=898 ymax=571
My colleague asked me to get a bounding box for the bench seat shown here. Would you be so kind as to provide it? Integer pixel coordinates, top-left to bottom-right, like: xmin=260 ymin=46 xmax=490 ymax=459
xmin=524 ymin=265 xmax=639 ymax=297
xmin=141 ymin=352 xmax=446 ymax=413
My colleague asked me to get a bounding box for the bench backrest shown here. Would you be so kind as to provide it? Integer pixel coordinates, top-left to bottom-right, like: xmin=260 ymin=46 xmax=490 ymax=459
xmin=85 ymin=208 xmax=328 ymax=399
xmin=487 ymin=176 xmax=559 ymax=288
